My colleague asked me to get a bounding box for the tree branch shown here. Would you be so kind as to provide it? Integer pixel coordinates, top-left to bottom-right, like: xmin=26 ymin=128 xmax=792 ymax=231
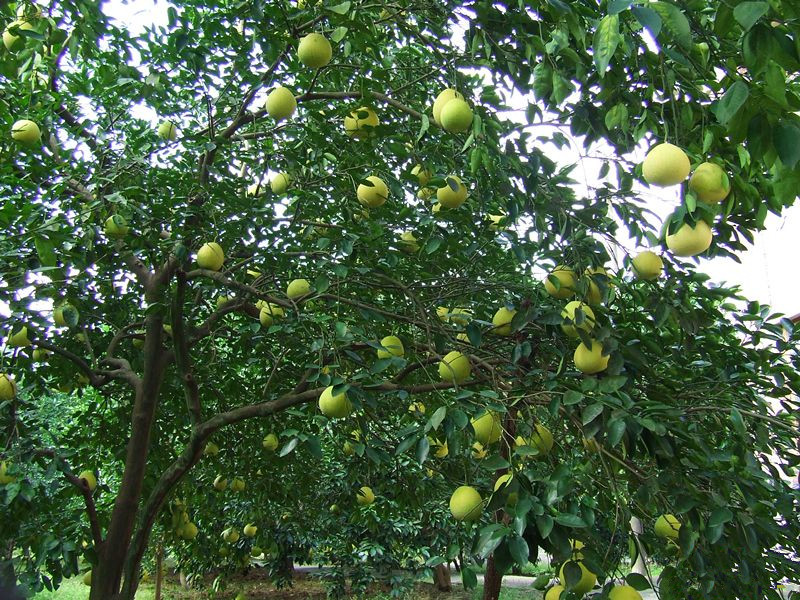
xmin=172 ymin=271 xmax=201 ymax=424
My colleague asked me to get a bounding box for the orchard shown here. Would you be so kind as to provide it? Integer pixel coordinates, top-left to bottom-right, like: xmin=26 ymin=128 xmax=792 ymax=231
xmin=1 ymin=1 xmax=799 ymax=600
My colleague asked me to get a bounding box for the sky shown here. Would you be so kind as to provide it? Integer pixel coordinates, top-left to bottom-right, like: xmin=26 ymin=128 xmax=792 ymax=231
xmin=96 ymin=0 xmax=799 ymax=319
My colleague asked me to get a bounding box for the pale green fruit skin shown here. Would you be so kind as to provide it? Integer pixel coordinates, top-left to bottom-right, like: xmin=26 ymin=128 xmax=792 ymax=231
xmin=561 ymin=301 xmax=595 ymax=338
xmin=559 ymin=560 xmax=597 ymax=594
xmin=689 ymin=162 xmax=730 ymax=203
xmin=398 ymin=232 xmax=419 ymax=253
xmin=181 ymin=522 xmax=198 ymax=540
xmin=0 ymin=375 xmax=17 ymax=401
xmin=203 ymin=441 xmax=219 ymax=456
xmin=54 ymin=304 xmax=79 ymax=328
xmin=0 ymin=461 xmax=15 ymax=484
xmin=262 ymin=433 xmax=279 ymax=451
xmin=10 ymin=118 xmax=41 ymax=145
xmin=343 ymin=441 xmax=355 ymax=456
xmin=609 ymin=585 xmax=643 ymax=600
xmin=654 ymin=514 xmax=681 ymax=539
xmin=472 ymin=411 xmax=502 ymax=445
xmin=356 ymin=486 xmax=375 ymax=506
xmin=411 ymin=164 xmax=431 ymax=186
xmin=357 ymin=175 xmax=388 ymax=207
xmin=583 ymin=267 xmax=607 ymax=305
xmin=491 ymin=307 xmax=516 ymax=336
xmin=377 ymin=335 xmax=404 ymax=359
xmin=9 ymin=326 xmax=31 ymax=347
xmin=271 ymin=173 xmax=291 ymax=194
xmin=78 ymin=470 xmax=97 ymax=491
xmin=438 ymin=350 xmax=470 ymax=383
xmin=213 ymin=475 xmax=228 ymax=491
xmin=265 ymin=86 xmax=297 ymax=120
xmin=231 ymin=477 xmax=245 ymax=492
xmin=105 ymin=215 xmax=129 ymax=238
xmin=82 ymin=570 xmax=92 ymax=586
xmin=197 ymin=242 xmax=225 ymax=270
xmin=319 ymin=385 xmax=352 ymax=418
xmin=545 ymin=585 xmax=565 ymax=600
xmin=574 ymin=340 xmax=609 ymax=374
xmin=247 ymin=183 xmax=265 ymax=197
xmin=666 ymin=221 xmax=713 ymax=257
xmin=529 ymin=423 xmax=554 ymax=455
xmin=286 ymin=278 xmax=311 ymax=299
xmin=297 ymin=32 xmax=332 ymax=68
xmin=449 ymin=485 xmax=483 ymax=521
xmin=631 ymin=251 xmax=663 ymax=280
xmin=344 ymin=107 xmax=379 ymax=138
xmin=3 ymin=20 xmax=36 ymax=52
xmin=32 ymin=348 xmax=50 ymax=361
xmin=157 ymin=121 xmax=178 ymax=141
xmin=436 ymin=175 xmax=467 ymax=208
xmin=243 ymin=523 xmax=257 ymax=537
xmin=642 ymin=142 xmax=690 ymax=186
xmin=259 ymin=303 xmax=285 ymax=327
xmin=493 ymin=473 xmax=518 ymax=504
xmin=544 ymin=265 xmax=577 ymax=299
xmin=440 ymin=98 xmax=473 ymax=133
xmin=432 ymin=89 xmax=463 ymax=124
xmin=16 ymin=3 xmax=42 ymax=20
xmin=222 ymin=527 xmax=240 ymax=543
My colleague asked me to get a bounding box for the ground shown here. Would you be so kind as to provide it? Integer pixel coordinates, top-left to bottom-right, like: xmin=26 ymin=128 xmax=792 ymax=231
xmin=31 ymin=570 xmax=543 ymax=599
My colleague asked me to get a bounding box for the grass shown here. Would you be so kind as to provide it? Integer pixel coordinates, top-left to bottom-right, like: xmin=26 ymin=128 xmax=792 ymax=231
xmin=30 ymin=571 xmax=544 ymax=599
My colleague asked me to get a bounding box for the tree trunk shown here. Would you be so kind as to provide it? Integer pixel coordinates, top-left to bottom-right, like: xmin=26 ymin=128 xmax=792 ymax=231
xmin=154 ymin=542 xmax=163 ymax=600
xmin=434 ymin=564 xmax=451 ymax=592
xmin=89 ymin=315 xmax=166 ymax=600
xmin=482 ymin=555 xmax=502 ymax=600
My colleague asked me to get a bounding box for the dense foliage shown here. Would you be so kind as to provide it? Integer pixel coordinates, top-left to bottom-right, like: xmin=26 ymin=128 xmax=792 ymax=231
xmin=1 ymin=1 xmax=799 ymax=599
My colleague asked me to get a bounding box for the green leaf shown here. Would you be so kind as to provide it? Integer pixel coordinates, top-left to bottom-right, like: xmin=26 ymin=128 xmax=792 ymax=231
xmin=708 ymin=507 xmax=733 ymax=527
xmin=730 ymin=407 xmax=747 ymax=436
xmin=606 ymin=418 xmax=626 ymax=447
xmin=395 ymin=434 xmax=418 ymax=455
xmin=650 ymin=1 xmax=691 ymax=48
xmin=555 ymin=513 xmax=587 ymax=528
xmin=733 ymin=2 xmax=769 ymax=31
xmin=581 ymin=403 xmax=603 ymax=425
xmin=417 ymin=113 xmax=430 ymax=142
xmin=625 ymin=573 xmax=651 ymax=590
xmin=773 ymin=121 xmax=800 ymax=169
xmin=461 ymin=566 xmax=478 ymax=589
xmin=481 ymin=455 xmax=510 ymax=470
xmin=466 ymin=322 xmax=482 ymax=347
xmin=428 ymin=406 xmax=447 ymax=430
xmin=35 ymin=236 xmax=57 ymax=267
xmin=326 ymin=1 xmax=351 ymax=15
xmin=631 ymin=6 xmax=662 ymax=38
xmin=331 ymin=26 xmax=348 ymax=43
xmin=608 ymin=0 xmax=633 ymax=14
xmin=562 ymin=560 xmax=584 ymax=588
xmin=563 ymin=390 xmax=584 ymax=405
xmin=713 ymin=81 xmax=749 ymax=125
xmin=416 ymin=436 xmax=430 ymax=464
xmin=278 ymin=438 xmax=299 ymax=457
xmin=425 ymin=237 xmax=443 ymax=254
xmin=508 ymin=535 xmax=529 ymax=566
xmin=592 ymin=14 xmax=620 ymax=76
xmin=536 ymin=514 xmax=554 ymax=538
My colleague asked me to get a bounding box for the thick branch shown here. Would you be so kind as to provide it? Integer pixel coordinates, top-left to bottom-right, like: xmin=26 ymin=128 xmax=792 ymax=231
xmin=172 ymin=271 xmax=201 ymax=424
xmin=65 ymin=472 xmax=104 ymax=548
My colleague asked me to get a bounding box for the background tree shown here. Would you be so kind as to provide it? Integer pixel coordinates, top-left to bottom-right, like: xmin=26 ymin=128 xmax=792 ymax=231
xmin=1 ymin=1 xmax=799 ymax=600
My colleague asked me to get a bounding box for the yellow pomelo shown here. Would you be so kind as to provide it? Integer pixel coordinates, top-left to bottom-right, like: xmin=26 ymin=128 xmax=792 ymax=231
xmin=561 ymin=301 xmax=595 ymax=338
xmin=449 ymin=307 xmax=472 ymax=325
xmin=631 ymin=251 xmax=663 ymax=280
xmin=265 ymin=86 xmax=297 ymax=121
xmin=222 ymin=527 xmax=240 ymax=543
xmin=642 ymin=142 xmax=690 ymax=186
xmin=377 ymin=335 xmax=404 ymax=358
xmin=666 ymin=221 xmax=712 ymax=257
xmin=472 ymin=411 xmax=502 ymax=445
xmin=432 ymin=89 xmax=463 ymax=124
xmin=436 ymin=175 xmax=467 ymax=208
xmin=82 ymin=570 xmax=92 ymax=586
xmin=0 ymin=375 xmax=17 ymax=401
xmin=197 ymin=242 xmax=224 ymax=271
xmin=488 ymin=214 xmax=506 ymax=231
xmin=471 ymin=441 xmax=488 ymax=459
xmin=9 ymin=326 xmax=31 ymax=347
xmin=319 ymin=385 xmax=352 ymax=418
xmin=54 ymin=303 xmax=79 ymax=327
xmin=529 ymin=423 xmax=554 ymax=455
xmin=398 ymin=231 xmax=420 ymax=253
xmin=440 ymin=98 xmax=473 ymax=133
xmin=259 ymin=303 xmax=285 ymax=327
xmin=491 ymin=306 xmax=516 ymax=336
xmin=344 ymin=106 xmax=379 ymax=138
xmin=343 ymin=441 xmax=354 ymax=456
xmin=243 ymin=523 xmax=257 ymax=537
xmin=271 ymin=172 xmax=291 ymax=194
xmin=247 ymin=183 xmax=265 ymax=197
xmin=689 ymin=162 xmax=730 ymax=203
xmin=544 ymin=265 xmax=577 ymax=299
xmin=493 ymin=473 xmax=518 ymax=505
xmin=609 ymin=585 xmax=643 ymax=600
xmin=203 ymin=441 xmax=219 ymax=456
xmin=297 ymin=32 xmax=332 ymax=69
xmin=3 ymin=20 xmax=37 ymax=52
xmin=569 ymin=539 xmax=585 ymax=559
xmin=262 ymin=433 xmax=278 ymax=451
xmin=654 ymin=514 xmax=681 ymax=539
xmin=231 ymin=477 xmax=245 ymax=492
xmin=78 ymin=470 xmax=97 ymax=491
xmin=411 ymin=164 xmax=432 ymax=186
xmin=449 ymin=485 xmax=482 ymax=521
xmin=559 ymin=560 xmax=596 ymax=594
xmin=573 ymin=340 xmax=609 ymax=374
xmin=357 ymin=175 xmax=389 ymax=207
xmin=157 ymin=121 xmax=178 ymax=141
xmin=105 ymin=215 xmax=129 ymax=238
xmin=0 ymin=461 xmax=15 ymax=485
xmin=10 ymin=118 xmax=41 ymax=145
xmin=545 ymin=585 xmax=565 ymax=600
xmin=181 ymin=522 xmax=198 ymax=540
xmin=438 ymin=350 xmax=470 ymax=383
xmin=356 ymin=486 xmax=375 ymax=506
xmin=17 ymin=4 xmax=43 ymax=20
xmin=583 ymin=266 xmax=607 ymax=305
xmin=213 ymin=475 xmax=227 ymax=491
xmin=286 ymin=278 xmax=311 ymax=299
